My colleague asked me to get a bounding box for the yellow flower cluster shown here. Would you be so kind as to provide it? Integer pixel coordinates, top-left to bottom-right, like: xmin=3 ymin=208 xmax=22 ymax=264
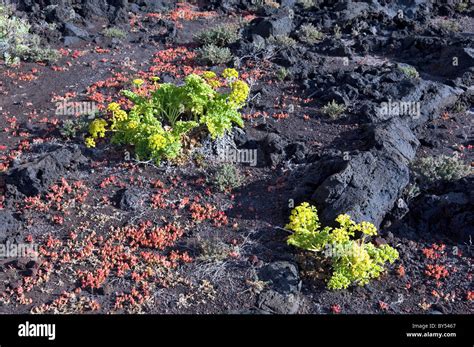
xmin=357 ymin=221 xmax=377 ymax=236
xmin=222 ymin=68 xmax=239 ymax=80
xmin=329 ymin=214 xmax=377 ymax=243
xmin=126 ymin=120 xmax=139 ymax=130
xmin=285 ymin=202 xmax=399 ymax=290
xmin=208 ymin=79 xmax=221 ymax=89
xmin=328 ymin=242 xmax=376 ymax=289
xmin=202 ymin=69 xmax=243 ymax=92
xmin=347 ymin=242 xmax=372 ymax=277
xmin=85 ymin=137 xmax=96 ymax=148
xmin=133 ymin=79 xmax=145 ymax=87
xmin=330 ymin=214 xmax=356 ymax=244
xmin=330 ymin=226 xmax=351 ymax=244
xmin=285 ymin=202 xmax=319 ymax=233
xmin=148 ymin=133 xmax=168 ymax=151
xmin=202 ymin=71 xmax=221 ymax=89
xmin=113 ymin=109 xmax=127 ymax=123
xmin=229 ymin=80 xmax=249 ymax=107
xmin=88 ymin=118 xmax=107 ymax=138
xmin=107 ymin=102 xmax=127 ymax=129
xmin=85 ymin=118 xmax=108 ymax=148
xmin=107 ymin=102 xmax=121 ymax=112
xmin=202 ymin=71 xmax=217 ymax=80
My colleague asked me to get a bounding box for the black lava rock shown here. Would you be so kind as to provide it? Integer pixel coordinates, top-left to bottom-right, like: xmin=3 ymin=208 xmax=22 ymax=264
xmin=5 ymin=146 xmax=87 ymax=197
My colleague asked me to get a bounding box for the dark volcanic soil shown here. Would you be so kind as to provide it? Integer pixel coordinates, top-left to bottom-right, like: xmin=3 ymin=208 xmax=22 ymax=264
xmin=0 ymin=1 xmax=472 ymax=314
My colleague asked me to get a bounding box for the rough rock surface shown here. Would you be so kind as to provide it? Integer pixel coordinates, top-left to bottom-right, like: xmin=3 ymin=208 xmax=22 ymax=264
xmin=257 ymin=261 xmax=301 ymax=314
xmin=9 ymin=0 xmax=176 ymax=42
xmin=290 ymin=68 xmax=463 ymax=228
xmin=0 ymin=210 xmax=21 ymax=243
xmin=390 ymin=177 xmax=474 ymax=242
xmin=115 ymin=188 xmax=143 ymax=211
xmin=5 ymin=145 xmax=87 ymax=197
xmin=249 ymin=8 xmax=294 ymax=38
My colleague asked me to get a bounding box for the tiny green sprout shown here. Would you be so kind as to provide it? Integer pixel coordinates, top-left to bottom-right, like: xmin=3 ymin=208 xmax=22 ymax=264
xmin=321 ymin=100 xmax=347 ymax=119
xmin=398 ymin=64 xmax=419 ymax=79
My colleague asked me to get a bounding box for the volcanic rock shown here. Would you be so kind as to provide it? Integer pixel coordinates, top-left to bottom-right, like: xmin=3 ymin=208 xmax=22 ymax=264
xmin=5 ymin=145 xmax=87 ymax=197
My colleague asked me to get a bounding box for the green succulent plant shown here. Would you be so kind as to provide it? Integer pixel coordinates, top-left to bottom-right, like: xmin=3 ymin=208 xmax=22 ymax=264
xmin=286 ymin=202 xmax=399 ymax=290
xmin=85 ymin=70 xmax=249 ymax=164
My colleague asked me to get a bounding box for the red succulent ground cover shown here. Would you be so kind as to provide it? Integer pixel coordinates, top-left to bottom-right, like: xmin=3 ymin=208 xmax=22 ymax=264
xmin=145 ymin=3 xmax=218 ymax=29
xmin=0 ymin=148 xmax=239 ymax=312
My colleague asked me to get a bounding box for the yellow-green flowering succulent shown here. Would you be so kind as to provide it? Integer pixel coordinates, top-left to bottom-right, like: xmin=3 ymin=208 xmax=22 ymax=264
xmin=148 ymin=133 xmax=168 ymax=151
xmin=84 ymin=118 xmax=108 ymax=148
xmin=229 ymin=79 xmax=249 ymax=108
xmin=107 ymin=102 xmax=128 ymax=129
xmin=88 ymin=118 xmax=107 ymax=139
xmin=84 ymin=136 xmax=96 ymax=148
xmin=85 ymin=70 xmax=249 ymax=163
xmin=202 ymin=71 xmax=217 ymax=80
xmin=286 ymin=202 xmax=399 ymax=290
xmin=107 ymin=102 xmax=121 ymax=112
xmin=285 ymin=202 xmax=320 ymax=234
xmin=222 ymin=68 xmax=239 ymax=80
xmin=201 ymin=71 xmax=221 ymax=89
xmin=132 ymin=78 xmax=145 ymax=87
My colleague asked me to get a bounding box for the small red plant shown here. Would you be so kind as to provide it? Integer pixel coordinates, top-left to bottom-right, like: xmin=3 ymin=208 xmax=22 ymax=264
xmin=396 ymin=265 xmax=406 ymax=278
xmin=422 ymin=244 xmax=446 ymax=260
xmin=378 ymin=301 xmax=389 ymax=311
xmin=189 ymin=202 xmax=228 ymax=226
xmin=331 ymin=304 xmax=341 ymax=314
xmin=467 ymin=291 xmax=474 ymax=301
xmin=425 ymin=264 xmax=449 ymax=280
